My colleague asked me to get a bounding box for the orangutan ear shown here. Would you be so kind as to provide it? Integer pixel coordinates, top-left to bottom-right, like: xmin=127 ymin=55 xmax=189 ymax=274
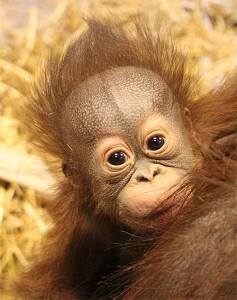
xmin=62 ymin=161 xmax=73 ymax=179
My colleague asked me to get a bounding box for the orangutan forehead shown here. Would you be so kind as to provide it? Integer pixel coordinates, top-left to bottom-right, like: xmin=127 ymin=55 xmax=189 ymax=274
xmin=77 ymin=66 xmax=173 ymax=113
xmin=61 ymin=67 xmax=178 ymax=144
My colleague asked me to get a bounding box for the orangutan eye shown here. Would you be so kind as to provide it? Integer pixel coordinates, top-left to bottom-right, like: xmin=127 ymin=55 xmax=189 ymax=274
xmin=108 ymin=152 xmax=128 ymax=165
xmin=99 ymin=138 xmax=134 ymax=176
xmin=147 ymin=136 xmax=165 ymax=151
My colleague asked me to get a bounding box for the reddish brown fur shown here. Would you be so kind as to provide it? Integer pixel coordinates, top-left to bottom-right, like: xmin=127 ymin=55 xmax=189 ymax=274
xmin=16 ymin=18 xmax=237 ymax=299
xmin=93 ymin=79 xmax=237 ymax=299
xmin=108 ymin=188 xmax=237 ymax=300
xmin=98 ymin=127 xmax=237 ymax=299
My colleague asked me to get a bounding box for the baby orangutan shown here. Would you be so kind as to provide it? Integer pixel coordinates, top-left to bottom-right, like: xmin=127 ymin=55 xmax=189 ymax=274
xmin=16 ymin=18 xmax=237 ymax=299
xmin=61 ymin=66 xmax=194 ymax=230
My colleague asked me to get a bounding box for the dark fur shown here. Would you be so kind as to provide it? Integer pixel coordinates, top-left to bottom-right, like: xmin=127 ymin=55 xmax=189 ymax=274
xmin=16 ymin=18 xmax=237 ymax=299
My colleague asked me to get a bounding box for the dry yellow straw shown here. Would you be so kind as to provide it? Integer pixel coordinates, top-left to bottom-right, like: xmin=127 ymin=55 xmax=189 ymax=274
xmin=0 ymin=0 xmax=237 ymax=296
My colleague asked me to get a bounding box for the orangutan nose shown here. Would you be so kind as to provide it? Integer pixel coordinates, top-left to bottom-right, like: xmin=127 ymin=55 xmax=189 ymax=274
xmin=134 ymin=162 xmax=159 ymax=183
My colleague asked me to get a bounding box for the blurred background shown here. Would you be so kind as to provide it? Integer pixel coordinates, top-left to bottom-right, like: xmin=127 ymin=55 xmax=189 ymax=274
xmin=1 ymin=0 xmax=237 ymax=298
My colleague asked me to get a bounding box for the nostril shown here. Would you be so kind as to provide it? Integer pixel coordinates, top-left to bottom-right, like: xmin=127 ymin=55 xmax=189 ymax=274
xmin=137 ymin=175 xmax=149 ymax=182
xmin=135 ymin=165 xmax=160 ymax=183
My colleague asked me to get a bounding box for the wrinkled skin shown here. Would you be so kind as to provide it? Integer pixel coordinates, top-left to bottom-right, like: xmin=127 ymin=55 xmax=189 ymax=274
xmin=61 ymin=67 xmax=194 ymax=229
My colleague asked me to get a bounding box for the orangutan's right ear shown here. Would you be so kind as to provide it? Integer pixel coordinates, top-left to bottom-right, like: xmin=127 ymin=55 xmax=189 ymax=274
xmin=62 ymin=161 xmax=73 ymax=179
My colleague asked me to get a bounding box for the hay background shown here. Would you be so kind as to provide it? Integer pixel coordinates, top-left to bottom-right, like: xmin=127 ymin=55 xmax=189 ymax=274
xmin=0 ymin=0 xmax=237 ymax=297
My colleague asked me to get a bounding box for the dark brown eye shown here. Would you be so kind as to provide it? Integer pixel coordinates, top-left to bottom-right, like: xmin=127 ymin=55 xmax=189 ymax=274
xmin=108 ymin=152 xmax=127 ymax=165
xmin=147 ymin=136 xmax=165 ymax=151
